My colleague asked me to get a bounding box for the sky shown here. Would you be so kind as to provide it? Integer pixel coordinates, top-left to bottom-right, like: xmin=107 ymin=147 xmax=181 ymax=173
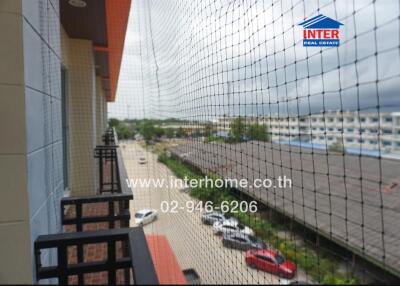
xmin=108 ymin=0 xmax=400 ymax=121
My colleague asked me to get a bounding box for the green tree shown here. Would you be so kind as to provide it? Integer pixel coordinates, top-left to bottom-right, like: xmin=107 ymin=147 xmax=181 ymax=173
xmin=139 ymin=121 xmax=156 ymax=143
xmin=154 ymin=127 xmax=165 ymax=138
xmin=203 ymin=122 xmax=214 ymax=137
xmin=228 ymin=117 xmax=246 ymax=143
xmin=108 ymin=118 xmax=121 ymax=128
xmin=165 ymin=128 xmax=175 ymax=138
xmin=115 ymin=123 xmax=134 ymax=139
xmin=176 ymin=127 xmax=187 ymax=138
xmin=247 ymin=123 xmax=270 ymax=142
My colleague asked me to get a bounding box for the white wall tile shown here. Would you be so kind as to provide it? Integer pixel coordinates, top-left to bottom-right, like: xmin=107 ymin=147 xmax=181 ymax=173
xmin=49 ymin=50 xmax=61 ymax=98
xmin=48 ymin=4 xmax=60 ymax=56
xmin=49 ymin=0 xmax=59 ymax=16
xmin=23 ymin=20 xmax=50 ymax=93
xmin=52 ymin=97 xmax=62 ymax=142
xmin=25 ymin=88 xmax=49 ymax=153
xmin=22 ymin=0 xmax=48 ymax=39
xmin=52 ymin=141 xmax=64 ymax=189
xmin=27 ymin=146 xmax=53 ymax=218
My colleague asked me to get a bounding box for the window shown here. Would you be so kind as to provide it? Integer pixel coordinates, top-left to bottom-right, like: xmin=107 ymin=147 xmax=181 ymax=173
xmin=371 ymin=117 xmax=379 ymax=122
xmin=135 ymin=213 xmax=144 ymax=219
xmin=347 ymin=128 xmax=354 ymax=132
xmin=384 ymin=117 xmax=393 ymax=123
xmin=61 ymin=67 xmax=69 ymax=191
xmin=383 ymin=141 xmax=392 ymax=146
xmin=360 ymin=118 xmax=366 ymax=122
xmin=383 ymin=129 xmax=392 ymax=134
xmin=237 ymin=224 xmax=245 ymax=230
xmin=256 ymin=255 xmax=274 ymax=264
xmin=274 ymin=254 xmax=286 ymax=265
xmin=347 ymin=139 xmax=354 ymax=143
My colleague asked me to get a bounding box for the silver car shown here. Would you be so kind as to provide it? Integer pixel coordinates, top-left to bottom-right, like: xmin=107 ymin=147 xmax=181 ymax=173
xmin=201 ymin=211 xmax=237 ymax=225
xmin=222 ymin=233 xmax=268 ymax=251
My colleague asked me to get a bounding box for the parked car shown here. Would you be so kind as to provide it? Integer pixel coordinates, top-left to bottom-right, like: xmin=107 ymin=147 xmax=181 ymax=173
xmin=201 ymin=211 xmax=237 ymax=225
xmin=134 ymin=209 xmax=158 ymax=226
xmin=222 ymin=233 xmax=268 ymax=251
xmin=280 ymin=280 xmax=310 ymax=285
xmin=213 ymin=220 xmax=254 ymax=236
xmin=245 ymin=249 xmax=296 ymax=279
xmin=182 ymin=268 xmax=201 ymax=285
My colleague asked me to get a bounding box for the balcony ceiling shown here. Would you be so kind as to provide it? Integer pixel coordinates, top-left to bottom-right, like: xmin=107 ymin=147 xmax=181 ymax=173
xmin=60 ymin=0 xmax=131 ymax=102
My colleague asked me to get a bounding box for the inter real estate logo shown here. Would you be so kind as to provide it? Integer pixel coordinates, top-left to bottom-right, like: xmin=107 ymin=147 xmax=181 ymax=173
xmin=299 ymin=14 xmax=343 ymax=47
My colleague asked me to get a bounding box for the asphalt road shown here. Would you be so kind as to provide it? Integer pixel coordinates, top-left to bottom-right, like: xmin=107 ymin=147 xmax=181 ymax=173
xmin=121 ymin=141 xmax=307 ymax=284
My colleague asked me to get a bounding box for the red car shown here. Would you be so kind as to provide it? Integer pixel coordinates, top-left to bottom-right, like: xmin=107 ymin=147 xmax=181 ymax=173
xmin=245 ymin=249 xmax=296 ymax=279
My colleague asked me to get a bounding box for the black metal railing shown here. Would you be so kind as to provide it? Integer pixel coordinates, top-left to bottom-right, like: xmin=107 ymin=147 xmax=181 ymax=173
xmin=60 ymin=193 xmax=133 ymax=284
xmin=34 ymin=227 xmax=159 ymax=285
xmin=33 ymin=130 xmax=158 ymax=285
xmin=102 ymin=128 xmax=117 ymax=146
xmin=95 ymin=128 xmax=126 ymax=194
xmin=61 ymin=193 xmax=132 ymax=231
xmin=94 ymin=145 xmax=121 ymax=193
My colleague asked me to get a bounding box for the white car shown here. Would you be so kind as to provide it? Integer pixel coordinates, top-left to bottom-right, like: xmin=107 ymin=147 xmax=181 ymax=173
xmin=134 ymin=209 xmax=158 ymax=226
xmin=213 ymin=219 xmax=254 ymax=236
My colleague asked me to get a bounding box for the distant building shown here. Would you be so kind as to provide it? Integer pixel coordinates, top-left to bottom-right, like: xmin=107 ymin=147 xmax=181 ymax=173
xmin=216 ymin=111 xmax=400 ymax=154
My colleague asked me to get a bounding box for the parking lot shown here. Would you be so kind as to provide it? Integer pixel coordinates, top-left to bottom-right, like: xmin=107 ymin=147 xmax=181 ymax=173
xmin=121 ymin=141 xmax=309 ymax=284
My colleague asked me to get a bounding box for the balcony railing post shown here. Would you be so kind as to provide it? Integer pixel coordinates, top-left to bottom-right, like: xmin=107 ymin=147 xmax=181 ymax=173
xmin=76 ymin=203 xmax=84 ymax=284
xmin=57 ymin=245 xmax=68 ymax=285
xmin=94 ymin=146 xmax=119 ymax=194
xmin=99 ymin=148 xmax=104 ymax=193
xmin=108 ymin=240 xmax=116 ymax=285
xmin=34 ymin=228 xmax=159 ymax=285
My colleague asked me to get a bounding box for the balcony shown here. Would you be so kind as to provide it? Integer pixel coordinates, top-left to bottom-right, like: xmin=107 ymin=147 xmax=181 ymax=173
xmin=33 ymin=129 xmax=159 ymax=285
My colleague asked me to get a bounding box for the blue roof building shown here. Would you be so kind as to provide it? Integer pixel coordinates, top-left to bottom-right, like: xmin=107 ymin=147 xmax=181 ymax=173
xmin=299 ymin=14 xmax=343 ymax=29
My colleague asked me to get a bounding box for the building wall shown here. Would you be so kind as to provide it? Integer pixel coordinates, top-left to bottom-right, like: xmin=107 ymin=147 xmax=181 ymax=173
xmin=0 ymin=1 xmax=110 ymax=282
xmin=217 ymin=112 xmax=400 ymax=153
xmin=96 ymin=76 xmax=105 ymax=145
xmin=61 ymin=28 xmax=98 ymax=197
xmin=0 ymin=0 xmax=62 ymax=283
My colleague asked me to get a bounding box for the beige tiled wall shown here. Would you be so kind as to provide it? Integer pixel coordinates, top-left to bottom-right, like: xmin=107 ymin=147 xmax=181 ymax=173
xmin=96 ymin=76 xmax=105 ymax=145
xmin=61 ymin=33 xmax=97 ymax=196
xmin=0 ymin=0 xmax=31 ymax=283
xmin=0 ymin=2 xmax=110 ymax=282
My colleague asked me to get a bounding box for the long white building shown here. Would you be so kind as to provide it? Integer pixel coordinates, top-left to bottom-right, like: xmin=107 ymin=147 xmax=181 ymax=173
xmin=216 ymin=111 xmax=400 ymax=154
